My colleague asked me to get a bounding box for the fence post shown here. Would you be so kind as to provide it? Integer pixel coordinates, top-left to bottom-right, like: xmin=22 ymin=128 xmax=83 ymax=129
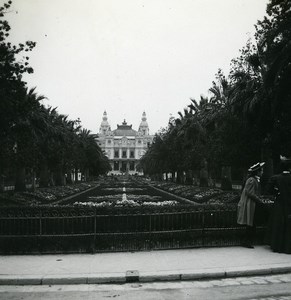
xmin=202 ymin=207 xmax=205 ymax=246
xmin=149 ymin=214 xmax=152 ymax=249
xmin=39 ymin=209 xmax=42 ymax=236
xmin=39 ymin=209 xmax=42 ymax=253
xmin=92 ymin=208 xmax=96 ymax=253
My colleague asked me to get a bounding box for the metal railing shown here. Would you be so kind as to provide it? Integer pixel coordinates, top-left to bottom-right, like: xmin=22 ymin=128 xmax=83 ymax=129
xmin=0 ymin=206 xmax=267 ymax=253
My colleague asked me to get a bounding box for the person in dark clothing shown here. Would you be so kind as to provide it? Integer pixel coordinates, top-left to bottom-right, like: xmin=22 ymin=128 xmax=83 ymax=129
xmin=237 ymin=162 xmax=265 ymax=248
xmin=267 ymin=156 xmax=291 ymax=254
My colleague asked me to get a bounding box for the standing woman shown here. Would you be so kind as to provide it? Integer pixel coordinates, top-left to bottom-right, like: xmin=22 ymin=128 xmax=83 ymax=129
xmin=237 ymin=162 xmax=265 ymax=248
xmin=267 ymin=156 xmax=291 ymax=254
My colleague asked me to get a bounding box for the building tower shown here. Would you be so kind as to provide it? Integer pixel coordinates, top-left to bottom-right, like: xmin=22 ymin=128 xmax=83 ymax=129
xmin=138 ymin=111 xmax=149 ymax=135
xmin=99 ymin=111 xmax=111 ymax=135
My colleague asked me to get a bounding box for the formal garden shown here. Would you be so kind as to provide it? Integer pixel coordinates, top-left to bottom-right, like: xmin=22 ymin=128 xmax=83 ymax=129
xmin=0 ymin=175 xmax=274 ymax=254
xmin=0 ymin=1 xmax=290 ymax=253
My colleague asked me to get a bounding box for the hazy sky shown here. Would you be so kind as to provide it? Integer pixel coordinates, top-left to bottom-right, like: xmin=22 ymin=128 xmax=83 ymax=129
xmin=6 ymin=0 xmax=268 ymax=134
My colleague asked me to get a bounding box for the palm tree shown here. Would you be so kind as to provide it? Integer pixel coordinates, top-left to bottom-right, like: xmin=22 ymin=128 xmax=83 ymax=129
xmin=77 ymin=129 xmax=107 ymax=181
xmin=38 ymin=106 xmax=62 ymax=187
xmin=52 ymin=115 xmax=79 ymax=186
xmin=228 ymin=40 xmax=268 ymax=180
xmin=227 ymin=11 xmax=291 ymax=186
xmin=256 ymin=0 xmax=291 ymax=159
xmin=140 ymin=133 xmax=169 ymax=179
xmin=12 ymin=87 xmax=47 ymax=191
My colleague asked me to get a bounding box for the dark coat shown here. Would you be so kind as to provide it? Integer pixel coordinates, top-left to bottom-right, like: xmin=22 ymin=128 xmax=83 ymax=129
xmin=267 ymin=172 xmax=291 ymax=253
xmin=237 ymin=176 xmax=261 ymax=226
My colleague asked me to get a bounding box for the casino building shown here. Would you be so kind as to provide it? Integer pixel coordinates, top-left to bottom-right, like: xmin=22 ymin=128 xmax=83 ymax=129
xmin=97 ymin=111 xmax=154 ymax=175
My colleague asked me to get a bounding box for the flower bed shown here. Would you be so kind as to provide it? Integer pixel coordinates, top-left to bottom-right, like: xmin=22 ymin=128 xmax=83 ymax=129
xmin=123 ymin=188 xmax=145 ymax=192
xmin=149 ymin=181 xmax=229 ymax=204
xmin=1 ymin=177 xmax=273 ymax=208
xmin=74 ymin=192 xmax=179 ymax=208
xmin=145 ymin=180 xmax=276 ymax=206
xmin=0 ymin=182 xmax=98 ymax=206
xmin=206 ymin=192 xmax=240 ymax=205
xmin=126 ymin=194 xmax=163 ymax=201
xmin=100 ymin=187 xmax=146 ymax=194
xmin=74 ymin=198 xmax=178 ymax=208
xmin=87 ymin=195 xmax=121 ymax=202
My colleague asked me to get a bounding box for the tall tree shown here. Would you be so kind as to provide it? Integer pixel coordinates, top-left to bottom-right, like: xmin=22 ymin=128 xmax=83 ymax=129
xmin=12 ymin=87 xmax=46 ymax=191
xmin=255 ymin=0 xmax=291 ymax=158
xmin=0 ymin=0 xmax=36 ymax=190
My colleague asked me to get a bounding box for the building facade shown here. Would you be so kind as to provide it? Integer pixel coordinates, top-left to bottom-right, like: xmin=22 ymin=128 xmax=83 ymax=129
xmin=97 ymin=111 xmax=154 ymax=175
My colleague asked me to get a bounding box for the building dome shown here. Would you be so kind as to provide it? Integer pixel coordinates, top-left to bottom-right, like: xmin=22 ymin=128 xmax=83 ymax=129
xmin=113 ymin=120 xmax=137 ymax=136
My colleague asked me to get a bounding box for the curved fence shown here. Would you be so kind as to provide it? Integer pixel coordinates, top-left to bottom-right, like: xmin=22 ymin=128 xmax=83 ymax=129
xmin=0 ymin=204 xmax=270 ymax=254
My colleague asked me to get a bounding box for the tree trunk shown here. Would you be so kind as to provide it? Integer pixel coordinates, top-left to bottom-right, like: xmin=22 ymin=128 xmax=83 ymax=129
xmin=261 ymin=145 xmax=274 ymax=194
xmin=199 ymin=160 xmax=209 ymax=187
xmin=31 ymin=169 xmax=36 ymax=191
xmin=165 ymin=172 xmax=168 ymax=181
xmin=192 ymin=169 xmax=199 ymax=186
xmin=75 ymin=168 xmax=79 ymax=183
xmin=15 ymin=167 xmax=26 ymax=192
xmin=0 ymin=171 xmax=5 ymax=192
xmin=54 ymin=166 xmax=65 ymax=186
xmin=84 ymin=168 xmax=89 ymax=182
xmin=39 ymin=162 xmax=49 ymax=187
xmin=199 ymin=168 xmax=208 ymax=187
xmin=66 ymin=171 xmax=73 ymax=184
xmin=185 ymin=170 xmax=193 ymax=185
xmin=49 ymin=172 xmax=55 ymax=186
xmin=221 ymin=166 xmax=232 ymax=190
xmin=171 ymin=172 xmax=175 ymax=182
xmin=176 ymin=170 xmax=183 ymax=184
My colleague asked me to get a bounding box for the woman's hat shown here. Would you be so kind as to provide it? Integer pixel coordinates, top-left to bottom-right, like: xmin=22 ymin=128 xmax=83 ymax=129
xmin=280 ymin=155 xmax=291 ymax=163
xmin=248 ymin=162 xmax=265 ymax=172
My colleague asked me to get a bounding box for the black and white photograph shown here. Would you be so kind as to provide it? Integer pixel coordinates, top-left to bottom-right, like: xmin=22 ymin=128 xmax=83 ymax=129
xmin=1 ymin=0 xmax=291 ymax=299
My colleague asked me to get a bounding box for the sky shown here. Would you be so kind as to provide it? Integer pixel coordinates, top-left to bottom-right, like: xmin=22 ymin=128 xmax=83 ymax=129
xmin=5 ymin=0 xmax=269 ymax=134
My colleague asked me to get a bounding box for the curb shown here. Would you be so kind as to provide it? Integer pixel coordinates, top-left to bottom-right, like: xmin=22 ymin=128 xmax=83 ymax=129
xmin=1 ymin=265 xmax=291 ymax=285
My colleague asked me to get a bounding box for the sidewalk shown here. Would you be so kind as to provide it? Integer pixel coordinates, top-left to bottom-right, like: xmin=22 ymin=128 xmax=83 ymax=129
xmin=1 ymin=246 xmax=291 ymax=285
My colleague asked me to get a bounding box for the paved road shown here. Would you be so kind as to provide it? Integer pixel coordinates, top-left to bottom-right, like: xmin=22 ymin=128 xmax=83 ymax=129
xmin=1 ymin=273 xmax=291 ymax=299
